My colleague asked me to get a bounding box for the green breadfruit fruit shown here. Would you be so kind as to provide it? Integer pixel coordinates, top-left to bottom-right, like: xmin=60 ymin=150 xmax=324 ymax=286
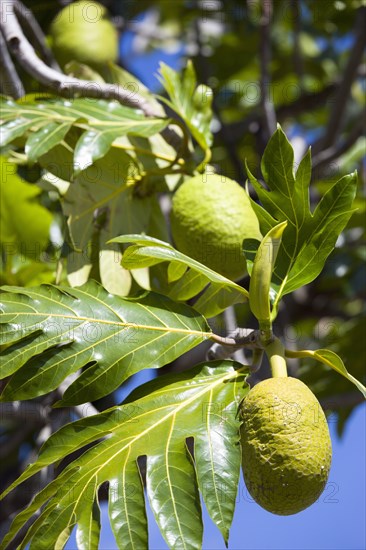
xmin=240 ymin=376 xmax=332 ymax=515
xmin=170 ymin=174 xmax=262 ymax=281
xmin=50 ymin=1 xmax=118 ymax=69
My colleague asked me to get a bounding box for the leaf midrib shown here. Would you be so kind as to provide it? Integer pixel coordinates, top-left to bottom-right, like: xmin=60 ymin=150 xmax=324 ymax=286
xmin=1 ymin=310 xmax=210 ymax=336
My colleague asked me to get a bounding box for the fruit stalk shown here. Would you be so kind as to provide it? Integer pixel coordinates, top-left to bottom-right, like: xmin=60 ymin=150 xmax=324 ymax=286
xmin=265 ymin=337 xmax=287 ymax=378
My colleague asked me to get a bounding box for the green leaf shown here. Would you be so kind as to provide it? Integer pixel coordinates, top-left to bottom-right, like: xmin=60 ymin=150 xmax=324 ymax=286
xmin=109 ymin=465 xmax=148 ymax=550
xmin=247 ymin=126 xmax=357 ymax=305
xmin=158 ymin=61 xmax=213 ymax=153
xmin=25 ymin=122 xmax=71 ymax=163
xmin=75 ymin=479 xmax=101 ymax=550
xmin=99 ymin=246 xmax=132 ymax=297
xmin=111 ymin=234 xmax=248 ymax=316
xmin=63 ymin=147 xmax=151 ymax=284
xmin=0 ymin=117 xmax=47 ymax=146
xmin=146 ymin=442 xmax=202 ymax=549
xmin=0 ymin=156 xmax=52 ymax=257
xmin=167 ymin=261 xmax=188 ymax=283
xmin=193 ymin=283 xmax=246 ymax=319
xmin=287 ymin=348 xmax=366 ymax=398
xmin=249 ymin=222 xmax=287 ymax=324
xmin=1 ymin=361 xmax=248 ymax=550
xmin=0 ymin=280 xmax=211 ymax=404
xmin=73 ymin=118 xmax=169 ymax=174
xmin=0 ymin=96 xmax=170 ymax=167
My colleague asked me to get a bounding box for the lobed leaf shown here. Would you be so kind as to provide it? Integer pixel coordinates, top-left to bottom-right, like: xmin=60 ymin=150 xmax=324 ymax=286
xmin=0 ymin=280 xmax=211 ymax=405
xmin=0 ymin=96 xmax=170 ymax=166
xmin=247 ymin=126 xmax=357 ymax=307
xmin=286 ymin=348 xmax=366 ymax=398
xmin=1 ymin=361 xmax=248 ymax=550
xmin=158 ymin=61 xmax=213 ymax=153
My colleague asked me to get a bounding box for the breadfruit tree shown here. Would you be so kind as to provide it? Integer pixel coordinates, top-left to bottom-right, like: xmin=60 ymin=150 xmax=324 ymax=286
xmin=0 ymin=1 xmax=365 ymax=549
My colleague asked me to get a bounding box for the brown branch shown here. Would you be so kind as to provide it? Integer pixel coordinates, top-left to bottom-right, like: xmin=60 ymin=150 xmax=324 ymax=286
xmin=0 ymin=0 xmax=181 ymax=147
xmin=0 ymin=401 xmax=48 ymax=425
xmin=320 ymin=392 xmax=365 ymax=411
xmin=259 ymin=0 xmax=276 ymax=143
xmin=313 ymin=6 xmax=366 ymax=154
xmin=13 ymin=0 xmax=61 ymax=71
xmin=312 ymin=114 xmax=365 ymax=171
xmin=217 ymin=83 xmax=338 ymax=145
xmin=0 ymin=28 xmax=24 ymax=98
xmin=291 ymin=0 xmax=304 ymax=88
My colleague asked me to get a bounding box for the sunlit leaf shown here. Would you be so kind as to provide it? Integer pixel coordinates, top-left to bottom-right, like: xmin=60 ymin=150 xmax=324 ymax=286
xmin=0 ymin=280 xmax=211 ymax=404
xmin=0 ymin=361 xmax=247 ymax=550
xmin=158 ymin=61 xmax=213 ymax=153
xmin=111 ymin=234 xmax=248 ymax=316
xmin=247 ymin=126 xmax=357 ymax=305
xmin=286 ymin=348 xmax=366 ymax=398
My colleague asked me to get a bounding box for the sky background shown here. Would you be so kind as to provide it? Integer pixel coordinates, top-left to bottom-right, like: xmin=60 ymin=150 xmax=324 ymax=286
xmin=63 ymin=18 xmax=366 ymax=550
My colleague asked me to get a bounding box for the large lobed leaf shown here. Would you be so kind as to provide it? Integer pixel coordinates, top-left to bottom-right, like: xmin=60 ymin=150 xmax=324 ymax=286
xmin=158 ymin=61 xmax=213 ymax=154
xmin=0 ymin=96 xmax=170 ymax=171
xmin=286 ymin=348 xmax=366 ymax=398
xmin=0 ymin=361 xmax=248 ymax=550
xmin=111 ymin=234 xmax=248 ymax=317
xmin=246 ymin=125 xmax=357 ymax=307
xmin=0 ymin=280 xmax=211 ymax=405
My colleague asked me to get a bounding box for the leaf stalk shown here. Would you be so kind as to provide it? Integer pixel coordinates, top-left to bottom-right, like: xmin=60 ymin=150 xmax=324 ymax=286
xmin=265 ymin=337 xmax=288 ymax=378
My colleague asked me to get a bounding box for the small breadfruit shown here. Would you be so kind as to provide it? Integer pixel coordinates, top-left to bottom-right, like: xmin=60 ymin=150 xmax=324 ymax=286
xmin=50 ymin=1 xmax=118 ymax=68
xmin=170 ymin=174 xmax=262 ymax=281
xmin=240 ymin=376 xmax=332 ymax=515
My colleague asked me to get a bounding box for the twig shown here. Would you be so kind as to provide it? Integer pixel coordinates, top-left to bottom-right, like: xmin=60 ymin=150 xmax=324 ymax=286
xmin=218 ymin=84 xmax=337 ymax=145
xmin=259 ymin=0 xmax=276 ymax=142
xmin=291 ymin=0 xmax=304 ymax=88
xmin=0 ymin=0 xmax=181 ymax=147
xmin=312 ymin=114 xmax=365 ymax=171
xmin=320 ymin=392 xmax=365 ymax=410
xmin=209 ymin=328 xmax=265 ymax=350
xmin=313 ymin=6 xmax=366 ymax=154
xmin=0 ymin=28 xmax=24 ymax=98
xmin=13 ymin=0 xmax=61 ymax=71
xmin=0 ymin=400 xmax=48 ymax=424
xmin=208 ymin=327 xmax=265 ymax=371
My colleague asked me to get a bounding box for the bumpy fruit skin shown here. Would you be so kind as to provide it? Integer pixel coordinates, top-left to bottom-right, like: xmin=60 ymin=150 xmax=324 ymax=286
xmin=50 ymin=1 xmax=118 ymax=68
xmin=240 ymin=377 xmax=332 ymax=515
xmin=170 ymin=174 xmax=262 ymax=281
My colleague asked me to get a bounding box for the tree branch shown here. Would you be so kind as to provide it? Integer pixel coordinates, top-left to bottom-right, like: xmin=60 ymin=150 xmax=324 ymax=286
xmin=259 ymin=0 xmax=276 ymax=143
xmin=312 ymin=114 xmax=365 ymax=171
xmin=320 ymin=392 xmax=365 ymax=411
xmin=0 ymin=400 xmax=48 ymax=425
xmin=217 ymin=83 xmax=338 ymax=146
xmin=0 ymin=28 xmax=24 ymax=98
xmin=291 ymin=0 xmax=304 ymax=88
xmin=0 ymin=0 xmax=181 ymax=147
xmin=13 ymin=0 xmax=61 ymax=71
xmin=313 ymin=6 xmax=366 ymax=154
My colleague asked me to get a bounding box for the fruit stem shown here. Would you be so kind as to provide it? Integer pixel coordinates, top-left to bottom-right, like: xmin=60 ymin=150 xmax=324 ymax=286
xmin=265 ymin=337 xmax=288 ymax=378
